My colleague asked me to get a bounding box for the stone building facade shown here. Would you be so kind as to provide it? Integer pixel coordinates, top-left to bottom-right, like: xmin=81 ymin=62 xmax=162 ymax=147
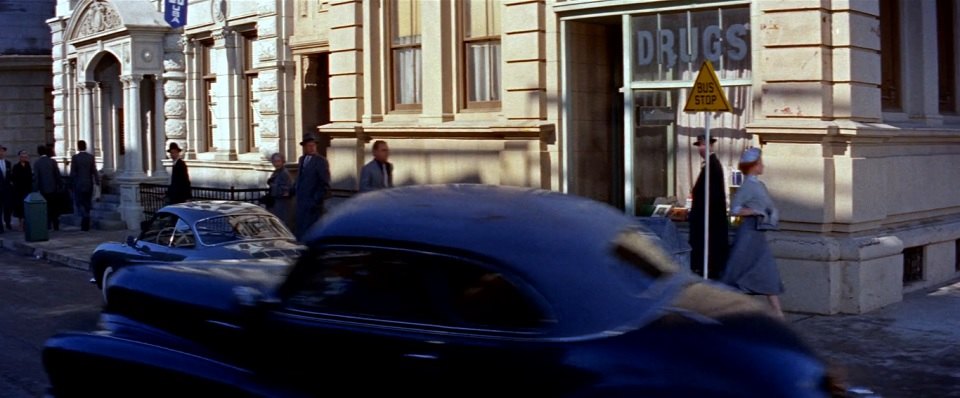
xmin=0 ymin=0 xmax=56 ymax=160
xmin=47 ymin=0 xmax=960 ymax=313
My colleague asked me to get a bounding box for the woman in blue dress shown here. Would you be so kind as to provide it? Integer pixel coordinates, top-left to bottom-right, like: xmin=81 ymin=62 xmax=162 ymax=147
xmin=722 ymin=147 xmax=784 ymax=317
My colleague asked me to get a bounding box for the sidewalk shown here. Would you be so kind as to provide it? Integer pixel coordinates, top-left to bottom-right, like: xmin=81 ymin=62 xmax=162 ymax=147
xmin=0 ymin=224 xmax=136 ymax=272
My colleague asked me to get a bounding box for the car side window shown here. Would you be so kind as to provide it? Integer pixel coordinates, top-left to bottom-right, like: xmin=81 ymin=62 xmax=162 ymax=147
xmin=139 ymin=213 xmax=178 ymax=246
xmin=286 ymin=250 xmax=442 ymax=324
xmin=284 ymin=249 xmax=547 ymax=330
xmin=171 ymin=219 xmax=196 ymax=248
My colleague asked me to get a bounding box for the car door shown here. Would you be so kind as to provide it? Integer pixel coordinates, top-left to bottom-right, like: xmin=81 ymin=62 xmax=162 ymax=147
xmin=263 ymin=247 xmax=450 ymax=394
xmin=263 ymin=246 xmax=582 ymax=395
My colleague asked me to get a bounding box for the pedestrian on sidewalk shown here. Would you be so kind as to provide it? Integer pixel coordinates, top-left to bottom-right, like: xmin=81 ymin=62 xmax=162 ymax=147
xmin=70 ymin=140 xmax=99 ymax=231
xmin=165 ymin=142 xmax=191 ymax=205
xmin=33 ymin=145 xmax=63 ymax=231
xmin=359 ymin=140 xmax=393 ymax=193
xmin=11 ymin=150 xmax=31 ymax=230
xmin=722 ymin=147 xmax=784 ymax=317
xmin=0 ymin=145 xmax=11 ymax=233
xmin=266 ymin=152 xmax=294 ymax=230
xmin=688 ymin=134 xmax=730 ymax=279
xmin=294 ymin=133 xmax=330 ymax=239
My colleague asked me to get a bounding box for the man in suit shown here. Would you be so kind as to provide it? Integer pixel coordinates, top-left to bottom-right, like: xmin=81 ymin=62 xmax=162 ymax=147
xmin=166 ymin=142 xmax=191 ymax=204
xmin=70 ymin=140 xmax=100 ymax=231
xmin=688 ymin=134 xmax=729 ymax=280
xmin=294 ymin=133 xmax=330 ymax=239
xmin=0 ymin=145 xmax=11 ymax=232
xmin=33 ymin=144 xmax=63 ymax=231
xmin=359 ymin=140 xmax=393 ymax=193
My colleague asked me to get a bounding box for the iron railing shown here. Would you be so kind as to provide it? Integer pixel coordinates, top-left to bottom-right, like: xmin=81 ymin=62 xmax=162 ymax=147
xmin=140 ymin=183 xmax=357 ymax=218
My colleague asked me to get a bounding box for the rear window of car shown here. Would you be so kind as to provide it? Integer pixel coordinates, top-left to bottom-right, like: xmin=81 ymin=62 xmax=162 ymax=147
xmin=195 ymin=214 xmax=294 ymax=245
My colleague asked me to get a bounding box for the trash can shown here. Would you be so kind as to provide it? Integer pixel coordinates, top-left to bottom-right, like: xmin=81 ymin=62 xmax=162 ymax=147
xmin=24 ymin=192 xmax=49 ymax=242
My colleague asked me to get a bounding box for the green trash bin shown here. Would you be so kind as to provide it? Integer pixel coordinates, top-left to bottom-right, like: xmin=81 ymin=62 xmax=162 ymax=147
xmin=24 ymin=192 xmax=49 ymax=242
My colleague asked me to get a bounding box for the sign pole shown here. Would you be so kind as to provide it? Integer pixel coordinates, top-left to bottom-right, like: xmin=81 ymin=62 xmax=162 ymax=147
xmin=682 ymin=60 xmax=732 ymax=281
xmin=703 ymin=113 xmax=711 ymax=280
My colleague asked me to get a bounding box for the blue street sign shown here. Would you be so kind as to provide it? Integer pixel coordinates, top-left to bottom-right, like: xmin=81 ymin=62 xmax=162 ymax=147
xmin=164 ymin=0 xmax=188 ymax=29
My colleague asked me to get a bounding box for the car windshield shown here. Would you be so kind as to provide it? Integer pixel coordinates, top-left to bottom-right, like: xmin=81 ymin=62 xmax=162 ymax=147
xmin=195 ymin=214 xmax=294 ymax=245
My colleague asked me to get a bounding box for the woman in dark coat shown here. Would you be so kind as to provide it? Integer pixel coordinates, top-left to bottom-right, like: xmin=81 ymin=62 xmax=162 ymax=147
xmin=266 ymin=153 xmax=294 ymax=231
xmin=722 ymin=147 xmax=783 ymax=318
xmin=11 ymin=150 xmax=32 ymax=228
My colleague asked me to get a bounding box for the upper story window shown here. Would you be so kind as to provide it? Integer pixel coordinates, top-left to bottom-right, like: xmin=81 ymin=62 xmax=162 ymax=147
xmin=937 ymin=0 xmax=956 ymax=114
xmin=390 ymin=0 xmax=422 ymax=110
xmin=463 ymin=0 xmax=502 ymax=108
xmin=201 ymin=39 xmax=217 ymax=151
xmin=242 ymin=31 xmax=260 ymax=152
xmin=880 ymin=0 xmax=901 ymax=111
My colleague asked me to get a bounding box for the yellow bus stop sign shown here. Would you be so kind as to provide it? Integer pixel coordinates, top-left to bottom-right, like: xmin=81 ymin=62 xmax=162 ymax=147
xmin=683 ymin=61 xmax=733 ymax=113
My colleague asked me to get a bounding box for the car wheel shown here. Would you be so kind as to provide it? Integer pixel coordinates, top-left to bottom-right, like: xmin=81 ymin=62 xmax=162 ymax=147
xmin=101 ymin=266 xmax=115 ymax=303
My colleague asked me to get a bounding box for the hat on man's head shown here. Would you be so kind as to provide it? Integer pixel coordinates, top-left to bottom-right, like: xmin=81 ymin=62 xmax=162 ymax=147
xmin=300 ymin=133 xmax=318 ymax=145
xmin=692 ymin=134 xmax=718 ymax=146
xmin=0 ymin=145 xmax=7 ymax=151
xmin=167 ymin=142 xmax=183 ymax=153
xmin=739 ymin=147 xmax=762 ymax=163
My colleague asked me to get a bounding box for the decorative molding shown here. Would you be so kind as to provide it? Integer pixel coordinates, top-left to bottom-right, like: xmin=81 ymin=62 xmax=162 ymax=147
xmin=74 ymin=1 xmax=122 ymax=40
xmin=120 ymin=74 xmax=143 ymax=87
xmin=212 ymin=0 xmax=229 ymax=23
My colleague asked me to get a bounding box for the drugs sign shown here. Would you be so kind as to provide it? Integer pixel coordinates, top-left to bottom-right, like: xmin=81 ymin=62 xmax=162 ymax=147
xmin=683 ymin=61 xmax=732 ymax=113
xmin=165 ymin=0 xmax=188 ymax=29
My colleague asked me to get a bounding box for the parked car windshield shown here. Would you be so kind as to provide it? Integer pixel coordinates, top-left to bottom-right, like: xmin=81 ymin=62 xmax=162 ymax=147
xmin=195 ymin=214 xmax=295 ymax=245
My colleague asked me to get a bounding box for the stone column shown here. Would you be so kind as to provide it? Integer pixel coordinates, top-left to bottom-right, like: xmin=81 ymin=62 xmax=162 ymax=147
xmin=79 ymin=81 xmax=97 ymax=159
xmin=116 ymin=74 xmax=147 ymax=231
xmin=120 ymin=74 xmax=145 ymax=177
xmin=212 ymin=27 xmax=241 ymax=160
xmin=503 ymin=0 xmax=547 ymax=121
xmin=419 ymin=0 xmax=453 ymax=123
xmin=153 ymin=75 xmax=168 ymax=176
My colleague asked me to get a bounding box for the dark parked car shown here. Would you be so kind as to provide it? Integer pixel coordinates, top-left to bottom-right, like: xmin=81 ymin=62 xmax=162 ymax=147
xmin=46 ymin=185 xmax=837 ymax=397
xmin=90 ymin=201 xmax=302 ymax=298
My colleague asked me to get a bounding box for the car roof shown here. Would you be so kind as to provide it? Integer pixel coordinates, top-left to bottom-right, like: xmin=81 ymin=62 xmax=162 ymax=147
xmin=304 ymin=184 xmax=686 ymax=338
xmin=158 ymin=201 xmax=274 ymax=224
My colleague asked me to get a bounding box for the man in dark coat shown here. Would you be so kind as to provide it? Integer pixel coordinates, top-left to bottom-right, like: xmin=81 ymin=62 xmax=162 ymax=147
xmin=688 ymin=135 xmax=729 ymax=279
xmin=33 ymin=145 xmax=63 ymax=231
xmin=0 ymin=145 xmax=11 ymax=232
xmin=294 ymin=133 xmax=330 ymax=239
xmin=166 ymin=142 xmax=191 ymax=204
xmin=70 ymin=140 xmax=99 ymax=231
xmin=359 ymin=140 xmax=393 ymax=192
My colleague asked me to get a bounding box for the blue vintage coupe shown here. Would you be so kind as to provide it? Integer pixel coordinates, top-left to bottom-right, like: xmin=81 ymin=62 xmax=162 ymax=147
xmin=47 ymin=185 xmax=837 ymax=397
xmin=89 ymin=201 xmax=302 ymax=299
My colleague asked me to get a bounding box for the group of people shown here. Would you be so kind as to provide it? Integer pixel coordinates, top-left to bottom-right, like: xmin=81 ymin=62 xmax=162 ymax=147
xmin=261 ymin=134 xmax=393 ymax=240
xmin=688 ymin=135 xmax=783 ymax=317
xmin=0 ymin=141 xmax=100 ymax=233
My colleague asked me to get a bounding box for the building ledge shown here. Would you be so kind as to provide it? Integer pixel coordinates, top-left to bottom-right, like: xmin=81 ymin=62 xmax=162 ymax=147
xmin=0 ymin=55 xmax=53 ymax=71
xmin=318 ymin=121 xmax=556 ymax=143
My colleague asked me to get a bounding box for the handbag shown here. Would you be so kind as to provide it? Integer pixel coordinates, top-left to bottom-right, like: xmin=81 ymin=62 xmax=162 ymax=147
xmin=259 ymin=194 xmax=275 ymax=207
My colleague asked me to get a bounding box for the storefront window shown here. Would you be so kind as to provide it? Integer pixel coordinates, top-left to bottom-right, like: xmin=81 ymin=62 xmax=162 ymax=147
xmin=632 ymin=8 xmax=751 ymax=82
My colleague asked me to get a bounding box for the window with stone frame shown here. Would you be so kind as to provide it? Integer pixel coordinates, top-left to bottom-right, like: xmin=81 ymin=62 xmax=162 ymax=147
xmin=462 ymin=0 xmax=501 ymax=109
xmin=389 ymin=0 xmax=422 ymax=110
xmin=242 ymin=31 xmax=260 ymax=153
xmin=879 ymin=0 xmax=902 ymax=111
xmin=937 ymin=0 xmax=956 ymax=114
xmin=201 ymin=39 xmax=216 ymax=152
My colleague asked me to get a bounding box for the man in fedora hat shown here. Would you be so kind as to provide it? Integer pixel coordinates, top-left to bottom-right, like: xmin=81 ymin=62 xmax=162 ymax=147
xmin=294 ymin=133 xmax=330 ymax=239
xmin=689 ymin=134 xmax=729 ymax=279
xmin=165 ymin=142 xmax=191 ymax=204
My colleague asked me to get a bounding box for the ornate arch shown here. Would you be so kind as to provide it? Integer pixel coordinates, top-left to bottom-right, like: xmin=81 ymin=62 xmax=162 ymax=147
xmin=64 ymin=0 xmax=124 ymax=44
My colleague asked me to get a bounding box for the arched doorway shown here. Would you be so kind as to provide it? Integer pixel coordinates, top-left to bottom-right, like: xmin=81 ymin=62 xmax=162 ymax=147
xmin=92 ymin=52 xmax=122 ymax=178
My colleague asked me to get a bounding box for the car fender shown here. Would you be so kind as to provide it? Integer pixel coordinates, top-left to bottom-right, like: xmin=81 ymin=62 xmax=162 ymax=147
xmin=43 ymin=331 xmax=302 ymax=397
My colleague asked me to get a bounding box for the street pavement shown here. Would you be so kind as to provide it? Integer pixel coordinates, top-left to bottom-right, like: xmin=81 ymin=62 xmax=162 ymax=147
xmin=791 ymin=281 xmax=960 ymax=398
xmin=0 ymin=223 xmax=958 ymax=397
xmin=0 ymin=251 xmax=101 ymax=398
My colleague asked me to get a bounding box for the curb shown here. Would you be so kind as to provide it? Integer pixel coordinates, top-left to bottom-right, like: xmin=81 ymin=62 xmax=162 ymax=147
xmin=0 ymin=236 xmax=91 ymax=272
